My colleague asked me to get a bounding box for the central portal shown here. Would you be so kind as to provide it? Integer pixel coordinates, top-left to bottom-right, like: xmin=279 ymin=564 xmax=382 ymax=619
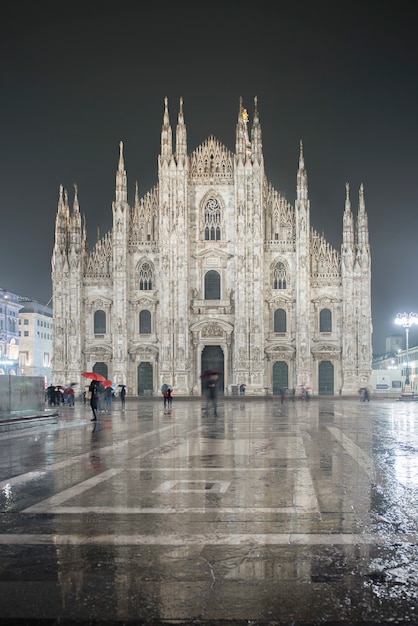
xmin=201 ymin=346 xmax=224 ymax=395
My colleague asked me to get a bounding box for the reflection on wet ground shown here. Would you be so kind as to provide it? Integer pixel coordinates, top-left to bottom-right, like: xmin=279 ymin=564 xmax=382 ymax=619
xmin=0 ymin=397 xmax=417 ymax=624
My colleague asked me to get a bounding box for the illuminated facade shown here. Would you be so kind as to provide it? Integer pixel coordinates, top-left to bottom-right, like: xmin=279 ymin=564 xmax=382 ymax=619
xmin=0 ymin=288 xmax=22 ymax=375
xmin=18 ymin=299 xmax=53 ymax=386
xmin=52 ymin=98 xmax=372 ymax=395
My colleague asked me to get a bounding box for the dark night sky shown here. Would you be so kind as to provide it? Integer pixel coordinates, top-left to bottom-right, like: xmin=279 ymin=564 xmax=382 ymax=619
xmin=1 ymin=2 xmax=418 ymax=354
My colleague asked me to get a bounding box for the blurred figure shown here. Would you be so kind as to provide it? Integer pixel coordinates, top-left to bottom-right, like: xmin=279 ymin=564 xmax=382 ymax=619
xmin=164 ymin=387 xmax=173 ymax=413
xmin=66 ymin=386 xmax=75 ymax=406
xmin=46 ymin=385 xmax=55 ymax=406
xmin=119 ymin=385 xmax=126 ymax=411
xmin=104 ymin=386 xmax=113 ymax=412
xmin=206 ymin=374 xmax=219 ymax=417
xmin=360 ymin=387 xmax=370 ymax=402
xmin=55 ymin=387 xmax=63 ymax=406
xmin=96 ymin=382 xmax=105 ymax=413
xmin=301 ymin=385 xmax=310 ymax=401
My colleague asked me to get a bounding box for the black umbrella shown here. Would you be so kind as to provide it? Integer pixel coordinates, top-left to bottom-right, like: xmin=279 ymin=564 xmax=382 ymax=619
xmin=118 ymin=384 xmax=126 ymax=388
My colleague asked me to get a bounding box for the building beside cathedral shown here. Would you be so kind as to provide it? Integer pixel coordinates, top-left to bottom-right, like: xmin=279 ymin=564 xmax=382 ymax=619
xmin=51 ymin=97 xmax=372 ymax=396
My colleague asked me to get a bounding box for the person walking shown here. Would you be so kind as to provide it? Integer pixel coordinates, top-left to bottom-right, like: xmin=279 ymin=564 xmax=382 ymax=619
xmin=66 ymin=386 xmax=75 ymax=407
xmin=165 ymin=387 xmax=173 ymax=413
xmin=46 ymin=385 xmax=55 ymax=406
xmin=89 ymin=380 xmax=100 ymax=421
xmin=119 ymin=385 xmax=126 ymax=411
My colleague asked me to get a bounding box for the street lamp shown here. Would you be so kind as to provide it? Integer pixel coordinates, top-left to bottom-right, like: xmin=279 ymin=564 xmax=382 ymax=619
xmin=394 ymin=312 xmax=418 ymax=386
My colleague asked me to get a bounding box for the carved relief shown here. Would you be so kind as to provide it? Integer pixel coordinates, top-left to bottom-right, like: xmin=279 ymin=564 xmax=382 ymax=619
xmin=202 ymin=323 xmax=223 ymax=337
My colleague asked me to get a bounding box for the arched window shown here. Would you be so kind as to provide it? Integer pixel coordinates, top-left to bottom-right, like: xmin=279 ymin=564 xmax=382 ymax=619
xmin=274 ymin=309 xmax=286 ymax=333
xmin=320 ymin=308 xmax=332 ymax=332
xmin=273 ymin=262 xmax=287 ymax=289
xmin=139 ymin=310 xmax=151 ymax=334
xmin=94 ymin=310 xmax=106 ymax=334
xmin=139 ymin=262 xmax=153 ymax=290
xmin=205 ymin=270 xmax=221 ymax=300
xmin=204 ymin=198 xmax=221 ymax=240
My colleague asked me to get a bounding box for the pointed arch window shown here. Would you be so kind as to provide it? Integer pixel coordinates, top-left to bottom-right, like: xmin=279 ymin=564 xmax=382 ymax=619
xmin=320 ymin=308 xmax=332 ymax=332
xmin=139 ymin=310 xmax=151 ymax=334
xmin=204 ymin=198 xmax=221 ymax=240
xmin=205 ymin=270 xmax=220 ymax=300
xmin=94 ymin=310 xmax=106 ymax=334
xmin=139 ymin=262 xmax=153 ymax=290
xmin=273 ymin=262 xmax=287 ymax=289
xmin=274 ymin=309 xmax=287 ymax=333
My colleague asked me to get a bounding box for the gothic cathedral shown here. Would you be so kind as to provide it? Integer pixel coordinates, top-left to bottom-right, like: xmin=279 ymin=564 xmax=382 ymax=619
xmin=52 ymin=97 xmax=372 ymax=396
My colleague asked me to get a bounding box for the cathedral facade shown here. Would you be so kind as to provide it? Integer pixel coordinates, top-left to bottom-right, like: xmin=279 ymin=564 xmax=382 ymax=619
xmin=51 ymin=97 xmax=372 ymax=396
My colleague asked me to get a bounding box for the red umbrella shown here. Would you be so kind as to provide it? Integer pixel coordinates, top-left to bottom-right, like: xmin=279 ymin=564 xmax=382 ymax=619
xmin=82 ymin=372 xmax=106 ymax=382
xmin=103 ymin=379 xmax=113 ymax=388
xmin=200 ymin=369 xmax=219 ymax=379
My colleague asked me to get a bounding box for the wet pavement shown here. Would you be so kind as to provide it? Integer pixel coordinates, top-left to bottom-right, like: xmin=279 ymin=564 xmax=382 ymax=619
xmin=0 ymin=396 xmax=417 ymax=625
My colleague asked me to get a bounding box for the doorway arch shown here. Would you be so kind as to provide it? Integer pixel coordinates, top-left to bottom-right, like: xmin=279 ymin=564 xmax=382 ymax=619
xmin=318 ymin=361 xmax=334 ymax=395
xmin=93 ymin=362 xmax=108 ymax=380
xmin=138 ymin=362 xmax=153 ymax=395
xmin=201 ymin=346 xmax=224 ymax=395
xmin=273 ymin=361 xmax=288 ymax=395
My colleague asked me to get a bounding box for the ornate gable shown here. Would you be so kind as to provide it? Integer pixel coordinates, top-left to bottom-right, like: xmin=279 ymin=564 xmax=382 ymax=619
xmin=87 ymin=296 xmax=113 ymax=313
xmin=85 ymin=234 xmax=113 ymax=278
xmin=310 ymin=229 xmax=341 ymax=286
xmin=189 ymin=136 xmax=233 ymax=182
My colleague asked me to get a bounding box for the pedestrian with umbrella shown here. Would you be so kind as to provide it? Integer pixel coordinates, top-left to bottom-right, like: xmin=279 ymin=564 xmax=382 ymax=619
xmin=82 ymin=373 xmax=105 ymax=421
xmin=166 ymin=386 xmax=173 ymax=412
xmin=119 ymin=384 xmax=126 ymax=411
xmin=88 ymin=380 xmax=101 ymax=421
xmin=161 ymin=384 xmax=173 ymax=413
xmin=54 ymin=385 xmax=64 ymax=406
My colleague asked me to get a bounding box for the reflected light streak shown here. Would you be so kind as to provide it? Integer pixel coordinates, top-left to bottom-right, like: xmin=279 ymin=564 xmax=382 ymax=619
xmin=390 ymin=406 xmax=418 ymax=488
xmin=2 ymin=483 xmax=12 ymax=499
